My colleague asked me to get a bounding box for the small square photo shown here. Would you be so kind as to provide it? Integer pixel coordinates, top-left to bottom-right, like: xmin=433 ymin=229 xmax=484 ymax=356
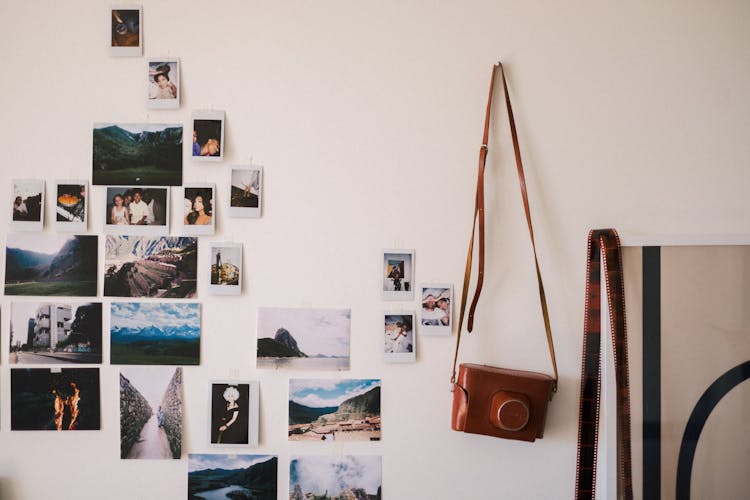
xmin=384 ymin=312 xmax=416 ymax=363
xmin=229 ymin=167 xmax=262 ymax=218
xmin=182 ymin=184 xmax=215 ymax=235
xmin=110 ymin=5 xmax=142 ymax=56
xmin=11 ymin=179 xmax=44 ymax=230
xmin=147 ymin=58 xmax=179 ymax=109
xmin=420 ymin=284 xmax=453 ymax=336
xmin=209 ymin=242 xmax=242 ymax=295
xmin=192 ymin=110 xmax=225 ymax=161
xmin=382 ymin=250 xmax=414 ymax=300
xmin=55 ymin=181 xmax=87 ymax=231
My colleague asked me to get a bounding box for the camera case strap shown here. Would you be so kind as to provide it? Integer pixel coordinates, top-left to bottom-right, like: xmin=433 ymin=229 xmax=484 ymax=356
xmin=575 ymin=229 xmax=633 ymax=499
xmin=450 ymin=63 xmax=558 ymax=442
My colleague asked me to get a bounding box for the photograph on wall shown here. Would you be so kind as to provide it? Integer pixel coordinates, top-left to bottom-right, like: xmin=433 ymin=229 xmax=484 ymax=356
xmin=209 ymin=242 xmax=242 ymax=295
xmin=104 ymin=186 xmax=169 ymax=235
xmin=420 ymin=284 xmax=452 ymax=336
xmin=289 ymin=379 xmax=381 ymax=442
xmin=229 ymin=166 xmax=262 ymax=218
xmin=382 ymin=249 xmax=414 ymax=300
xmin=120 ymin=366 xmax=182 ymax=459
xmin=11 ymin=179 xmax=44 ymax=230
xmin=192 ymin=110 xmax=224 ymax=161
xmin=54 ymin=180 xmax=87 ymax=232
xmin=5 ymin=234 xmax=98 ymax=297
xmin=290 ymin=455 xmax=382 ymax=499
xmin=383 ymin=312 xmax=415 ymax=362
xmin=92 ymin=123 xmax=183 ymax=186
xmin=147 ymin=58 xmax=179 ymax=109
xmin=188 ymin=454 xmax=277 ymax=500
xmin=182 ymin=184 xmax=215 ymax=235
xmin=110 ymin=5 xmax=142 ymax=56
xmin=9 ymin=302 xmax=102 ymax=365
xmin=10 ymin=367 xmax=100 ymax=431
xmin=110 ymin=302 xmax=200 ymax=365
xmin=104 ymin=235 xmax=197 ymax=298
xmin=257 ymin=307 xmax=351 ymax=370
xmin=625 ymin=246 xmax=750 ymax=499
xmin=209 ymin=381 xmax=259 ymax=447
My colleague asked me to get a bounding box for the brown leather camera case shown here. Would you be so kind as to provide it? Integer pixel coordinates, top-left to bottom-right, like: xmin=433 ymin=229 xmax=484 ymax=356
xmin=452 ymin=363 xmax=554 ymax=442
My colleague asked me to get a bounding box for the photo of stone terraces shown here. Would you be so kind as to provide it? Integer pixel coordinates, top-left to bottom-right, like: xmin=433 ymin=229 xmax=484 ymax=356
xmin=104 ymin=236 xmax=197 ymax=298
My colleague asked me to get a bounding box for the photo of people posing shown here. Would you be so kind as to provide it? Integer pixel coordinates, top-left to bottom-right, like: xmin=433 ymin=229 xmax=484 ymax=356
xmin=147 ymin=59 xmax=179 ymax=109
xmin=104 ymin=186 xmax=169 ymax=235
xmin=11 ymin=179 xmax=44 ymax=230
xmin=382 ymin=250 xmax=414 ymax=300
xmin=192 ymin=110 xmax=225 ymax=161
xmin=182 ymin=185 xmax=215 ymax=235
xmin=420 ymin=284 xmax=453 ymax=335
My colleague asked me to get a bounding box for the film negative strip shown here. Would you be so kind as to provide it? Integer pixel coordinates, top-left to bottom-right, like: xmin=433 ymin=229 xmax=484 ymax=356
xmin=575 ymin=229 xmax=633 ymax=500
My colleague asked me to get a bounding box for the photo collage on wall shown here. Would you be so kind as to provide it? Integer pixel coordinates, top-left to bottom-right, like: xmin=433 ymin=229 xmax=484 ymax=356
xmin=0 ymin=5 xmax=391 ymax=499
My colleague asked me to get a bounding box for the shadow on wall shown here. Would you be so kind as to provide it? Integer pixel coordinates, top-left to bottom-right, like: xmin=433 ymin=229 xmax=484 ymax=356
xmin=0 ymin=477 xmax=20 ymax=500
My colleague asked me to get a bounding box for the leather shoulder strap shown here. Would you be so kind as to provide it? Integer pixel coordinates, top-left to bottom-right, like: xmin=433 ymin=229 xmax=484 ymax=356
xmin=451 ymin=63 xmax=558 ymax=392
xmin=574 ymin=229 xmax=633 ymax=500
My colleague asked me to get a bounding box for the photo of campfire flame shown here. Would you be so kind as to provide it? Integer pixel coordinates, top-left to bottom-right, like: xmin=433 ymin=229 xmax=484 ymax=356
xmin=53 ymin=382 xmax=81 ymax=430
xmin=10 ymin=368 xmax=100 ymax=431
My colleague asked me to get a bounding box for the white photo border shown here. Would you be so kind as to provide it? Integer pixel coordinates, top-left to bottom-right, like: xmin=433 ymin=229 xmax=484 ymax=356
xmin=146 ymin=57 xmax=180 ymax=109
xmin=207 ymin=241 xmax=243 ymax=295
xmin=54 ymin=179 xmax=88 ymax=233
xmin=383 ymin=310 xmax=417 ymax=363
xmin=103 ymin=185 xmax=170 ymax=236
xmin=10 ymin=179 xmax=45 ymax=231
xmin=191 ymin=109 xmax=225 ymax=162
xmin=228 ymin=166 xmax=262 ymax=218
xmin=182 ymin=183 xmax=216 ymax=236
xmin=419 ymin=282 xmax=453 ymax=336
xmin=208 ymin=380 xmax=259 ymax=448
xmin=381 ymin=249 xmax=415 ymax=301
xmin=110 ymin=5 xmax=143 ymax=57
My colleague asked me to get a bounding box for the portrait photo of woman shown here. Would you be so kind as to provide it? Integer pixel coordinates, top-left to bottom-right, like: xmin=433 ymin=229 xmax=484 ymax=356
xmin=147 ymin=59 xmax=179 ymax=109
xmin=210 ymin=383 xmax=250 ymax=445
xmin=182 ymin=184 xmax=216 ymax=235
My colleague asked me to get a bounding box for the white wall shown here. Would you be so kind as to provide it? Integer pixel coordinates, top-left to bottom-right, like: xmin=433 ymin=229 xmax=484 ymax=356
xmin=0 ymin=1 xmax=748 ymax=499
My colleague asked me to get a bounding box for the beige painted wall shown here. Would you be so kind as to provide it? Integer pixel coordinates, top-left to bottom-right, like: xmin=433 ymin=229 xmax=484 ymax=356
xmin=0 ymin=1 xmax=748 ymax=498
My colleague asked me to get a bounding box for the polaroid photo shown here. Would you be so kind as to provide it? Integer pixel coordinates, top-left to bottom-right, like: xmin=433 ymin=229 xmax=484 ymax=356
xmin=54 ymin=180 xmax=87 ymax=232
xmin=383 ymin=311 xmax=416 ymax=363
xmin=420 ymin=283 xmax=453 ymax=336
xmin=192 ymin=110 xmax=225 ymax=161
xmin=257 ymin=307 xmax=351 ymax=370
xmin=104 ymin=236 xmax=197 ymax=298
xmin=5 ymin=234 xmax=98 ymax=297
xmin=120 ymin=366 xmax=183 ymax=459
xmin=290 ymin=456 xmax=381 ymax=497
xmin=209 ymin=381 xmax=259 ymax=447
xmin=11 ymin=179 xmax=44 ymax=230
xmin=288 ymin=379 xmax=381 ymax=442
xmin=110 ymin=302 xmax=200 ymax=365
xmin=182 ymin=184 xmax=215 ymax=235
xmin=110 ymin=5 xmax=142 ymax=57
xmin=229 ymin=166 xmax=262 ymax=218
xmin=104 ymin=186 xmax=170 ymax=235
xmin=189 ymin=454 xmax=278 ymax=498
xmin=11 ymin=367 xmax=101 ymax=431
xmin=209 ymin=242 xmax=242 ymax=295
xmin=382 ymin=249 xmax=414 ymax=300
xmin=147 ymin=58 xmax=179 ymax=109
xmin=93 ymin=123 xmax=183 ymax=186
xmin=10 ymin=302 xmax=103 ymax=365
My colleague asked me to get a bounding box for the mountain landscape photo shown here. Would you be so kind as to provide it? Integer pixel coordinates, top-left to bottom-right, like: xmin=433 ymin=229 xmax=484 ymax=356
xmin=110 ymin=303 xmax=200 ymax=365
xmin=5 ymin=234 xmax=98 ymax=296
xmin=104 ymin=236 xmax=197 ymax=298
xmin=92 ymin=123 xmax=183 ymax=186
xmin=288 ymin=379 xmax=381 ymax=441
xmin=256 ymin=308 xmax=350 ymax=370
xmin=188 ymin=454 xmax=278 ymax=500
